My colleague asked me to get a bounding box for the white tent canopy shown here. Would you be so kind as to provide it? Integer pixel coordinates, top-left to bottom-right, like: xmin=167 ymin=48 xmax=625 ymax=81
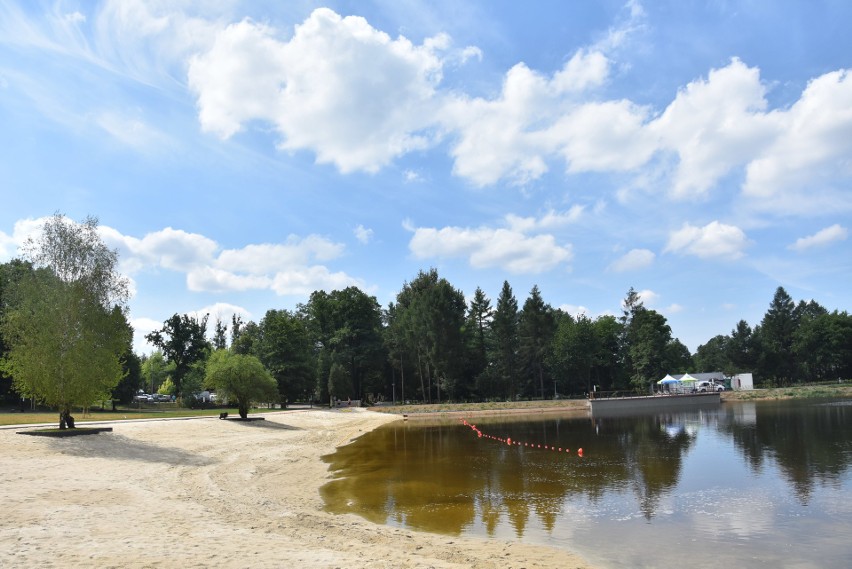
xmin=657 ymin=374 xmax=680 ymax=384
xmin=680 ymin=373 xmax=698 ymax=383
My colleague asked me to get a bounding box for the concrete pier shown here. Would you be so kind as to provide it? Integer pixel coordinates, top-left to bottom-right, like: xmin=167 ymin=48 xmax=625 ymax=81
xmin=589 ymin=392 xmax=721 ymax=417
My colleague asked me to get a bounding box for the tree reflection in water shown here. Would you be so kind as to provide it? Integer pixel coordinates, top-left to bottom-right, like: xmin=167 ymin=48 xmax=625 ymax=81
xmin=321 ymin=401 xmax=852 ymax=539
xmin=723 ymin=399 xmax=852 ymax=504
xmin=320 ymin=400 xmax=852 ymax=567
xmin=321 ymin=410 xmax=697 ymax=533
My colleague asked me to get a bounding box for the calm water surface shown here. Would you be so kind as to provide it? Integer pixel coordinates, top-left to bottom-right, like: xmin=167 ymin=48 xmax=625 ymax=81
xmin=321 ymin=399 xmax=852 ymax=568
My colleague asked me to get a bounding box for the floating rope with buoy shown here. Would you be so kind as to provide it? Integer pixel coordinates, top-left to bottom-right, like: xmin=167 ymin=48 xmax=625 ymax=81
xmin=460 ymin=419 xmax=583 ymax=456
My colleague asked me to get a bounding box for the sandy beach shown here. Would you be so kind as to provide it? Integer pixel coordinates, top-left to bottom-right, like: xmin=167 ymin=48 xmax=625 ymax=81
xmin=1 ymin=409 xmax=594 ymax=568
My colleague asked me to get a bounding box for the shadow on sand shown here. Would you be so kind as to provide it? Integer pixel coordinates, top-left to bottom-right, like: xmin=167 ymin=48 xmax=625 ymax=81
xmin=49 ymin=433 xmax=216 ymax=466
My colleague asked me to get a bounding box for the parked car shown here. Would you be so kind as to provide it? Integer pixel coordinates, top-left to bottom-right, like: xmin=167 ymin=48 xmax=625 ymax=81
xmin=154 ymin=393 xmax=172 ymax=402
xmin=134 ymin=392 xmax=152 ymax=402
xmin=697 ymin=380 xmax=725 ymax=392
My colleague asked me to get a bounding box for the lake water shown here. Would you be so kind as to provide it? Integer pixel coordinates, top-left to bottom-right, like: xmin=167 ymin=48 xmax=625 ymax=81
xmin=321 ymin=399 xmax=852 ymax=568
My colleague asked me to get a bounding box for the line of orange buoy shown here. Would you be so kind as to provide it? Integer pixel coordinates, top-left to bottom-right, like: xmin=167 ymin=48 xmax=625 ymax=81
xmin=460 ymin=419 xmax=583 ymax=456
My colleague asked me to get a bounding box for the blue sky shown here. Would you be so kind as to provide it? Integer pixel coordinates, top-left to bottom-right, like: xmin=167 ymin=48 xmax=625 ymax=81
xmin=1 ymin=0 xmax=850 ymax=356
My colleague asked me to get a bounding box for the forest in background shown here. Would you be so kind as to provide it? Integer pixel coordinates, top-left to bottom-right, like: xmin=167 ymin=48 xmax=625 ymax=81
xmin=2 ymin=260 xmax=851 ymax=407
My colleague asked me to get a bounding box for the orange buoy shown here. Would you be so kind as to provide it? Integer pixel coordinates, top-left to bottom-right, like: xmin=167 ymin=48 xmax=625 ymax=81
xmin=577 ymin=448 xmax=583 ymax=456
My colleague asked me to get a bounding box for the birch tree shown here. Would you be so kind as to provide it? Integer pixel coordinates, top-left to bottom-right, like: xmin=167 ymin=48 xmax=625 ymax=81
xmin=0 ymin=214 xmax=130 ymax=428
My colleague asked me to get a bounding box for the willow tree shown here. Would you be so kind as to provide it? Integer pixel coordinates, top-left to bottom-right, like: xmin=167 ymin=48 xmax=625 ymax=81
xmin=204 ymin=350 xmax=277 ymax=419
xmin=0 ymin=214 xmax=131 ymax=428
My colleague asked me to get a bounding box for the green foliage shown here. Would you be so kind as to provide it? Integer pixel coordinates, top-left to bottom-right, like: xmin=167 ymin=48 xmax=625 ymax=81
xmin=592 ymin=315 xmax=626 ymax=390
xmin=212 ymin=317 xmax=228 ymax=350
xmin=694 ymin=335 xmax=730 ymax=374
xmin=0 ymin=259 xmax=34 ymax=404
xmin=204 ymin=350 xmax=277 ymax=419
xmin=327 ymin=361 xmax=351 ymax=401
xmin=549 ymin=312 xmax=597 ymax=396
xmin=664 ymin=338 xmax=694 ymax=374
xmin=388 ymin=270 xmax=467 ymax=403
xmin=316 ymin=347 xmax=331 ymax=404
xmin=694 ymin=289 xmax=852 ymax=385
xmin=158 ymin=376 xmax=176 ymax=396
xmin=145 ymin=313 xmax=210 ymax=398
xmin=792 ymin=309 xmax=852 ymax=382
xmin=257 ymin=309 xmax=315 ymax=404
xmin=464 ymin=287 xmax=492 ymax=397
xmin=231 ymin=319 xmax=260 ymax=355
xmin=518 ymin=285 xmax=556 ymax=399
xmin=491 ymin=280 xmax=519 ymax=400
xmin=727 ymin=320 xmax=756 ymax=371
xmin=0 ymin=214 xmax=130 ymax=428
xmin=305 ymin=286 xmax=387 ymax=400
xmin=181 ymin=360 xmax=206 ymax=400
xmin=113 ymin=350 xmax=142 ymax=405
xmin=6 ymin=223 xmax=834 ymax=409
xmin=626 ymin=306 xmax=672 ymax=391
xmin=758 ymin=287 xmax=797 ymax=383
xmin=141 ymin=350 xmax=171 ymax=394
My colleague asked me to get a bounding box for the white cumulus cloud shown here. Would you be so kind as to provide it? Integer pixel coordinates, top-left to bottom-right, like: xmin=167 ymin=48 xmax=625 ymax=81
xmin=99 ymin=224 xmax=362 ymax=297
xmin=270 ymin=265 xmax=364 ymax=296
xmin=650 ymin=58 xmax=778 ymax=198
xmin=176 ymin=6 xmax=852 ymax=214
xmin=101 ymin=226 xmax=219 ymax=273
xmin=743 ymin=69 xmax=852 ymax=213
xmin=188 ymin=8 xmax=447 ymax=173
xmin=408 ymin=223 xmax=572 ymax=274
xmin=0 ymin=217 xmax=48 ymax=260
xmin=198 ymin=302 xmax=252 ymax=321
xmin=664 ymin=221 xmax=749 ymax=260
xmin=442 ymin=48 xmax=610 ymax=186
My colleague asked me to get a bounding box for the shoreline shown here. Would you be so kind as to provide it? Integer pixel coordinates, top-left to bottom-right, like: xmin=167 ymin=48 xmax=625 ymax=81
xmin=0 ymin=408 xmax=596 ymax=569
xmin=4 ymin=383 xmax=850 ymax=429
xmin=369 ymin=383 xmax=852 ymax=419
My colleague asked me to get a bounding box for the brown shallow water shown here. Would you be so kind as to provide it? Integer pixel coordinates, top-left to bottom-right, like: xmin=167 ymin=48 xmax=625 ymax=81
xmin=322 ymin=400 xmax=852 ymax=568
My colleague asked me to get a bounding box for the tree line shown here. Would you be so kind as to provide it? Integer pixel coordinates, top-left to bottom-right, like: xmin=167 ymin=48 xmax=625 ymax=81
xmin=137 ymin=271 xmax=852 ymax=405
xmin=2 ymin=216 xmax=851 ymax=426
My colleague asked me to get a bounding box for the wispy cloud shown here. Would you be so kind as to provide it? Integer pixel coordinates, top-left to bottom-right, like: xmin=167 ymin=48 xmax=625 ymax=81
xmin=608 ymin=248 xmax=655 ymax=272
xmin=354 ymin=224 xmax=374 ymax=244
xmin=6 ymin=3 xmax=850 ymax=217
xmin=789 ymin=224 xmax=848 ymax=252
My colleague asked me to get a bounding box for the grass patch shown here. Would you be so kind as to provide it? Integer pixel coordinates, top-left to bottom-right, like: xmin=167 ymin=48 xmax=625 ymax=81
xmin=721 ymin=384 xmax=852 ymax=401
xmin=0 ymin=407 xmax=246 ymax=427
